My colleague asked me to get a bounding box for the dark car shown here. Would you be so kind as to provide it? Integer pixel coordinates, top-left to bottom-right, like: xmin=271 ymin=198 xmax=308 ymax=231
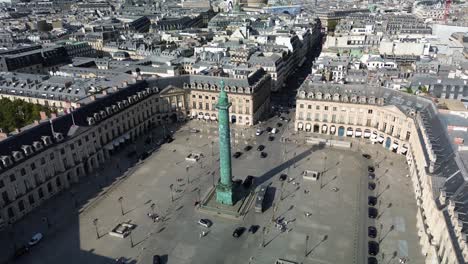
xmin=268 ymin=136 xmax=275 ymax=141
xmin=276 ymin=122 xmax=283 ymax=127
xmin=233 ymin=227 xmax=246 ymax=238
xmin=368 ymin=166 xmax=375 ymax=173
xmin=368 ymin=173 xmax=376 ymax=180
xmin=279 ymin=174 xmax=287 ymax=181
xmin=244 ymin=145 xmax=252 ymax=151
xmin=368 ymin=241 xmax=379 ymax=256
xmin=233 ymin=152 xmax=242 ymax=158
xmin=260 ymin=152 xmax=268 ymax=158
xmin=368 ymin=196 xmax=377 ymax=206
xmin=368 ymin=257 xmax=378 ymax=264
xmin=362 ymin=154 xmax=371 ymax=159
xmin=368 ymin=207 xmax=378 ymax=219
xmin=266 ymin=127 xmax=272 ymax=132
xmin=243 ymin=176 xmax=255 ymax=188
xmin=152 ymin=255 xmax=161 ymax=264
xmin=257 ymin=145 xmax=265 ymax=151
xmin=248 ymin=225 xmax=259 ymax=234
xmin=368 ymin=226 xmax=377 ymax=238
xmin=164 ymin=135 xmax=174 ymax=143
xmin=13 ymin=246 xmax=29 ymax=259
xmin=368 ymin=182 xmax=376 ymax=191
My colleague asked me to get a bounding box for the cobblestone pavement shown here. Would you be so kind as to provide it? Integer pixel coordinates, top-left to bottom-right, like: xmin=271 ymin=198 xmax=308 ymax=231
xmin=3 ymin=116 xmax=424 ymax=264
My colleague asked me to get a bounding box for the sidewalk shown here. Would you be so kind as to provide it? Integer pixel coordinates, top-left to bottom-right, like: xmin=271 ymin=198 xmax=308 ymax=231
xmin=0 ymin=123 xmax=173 ymax=264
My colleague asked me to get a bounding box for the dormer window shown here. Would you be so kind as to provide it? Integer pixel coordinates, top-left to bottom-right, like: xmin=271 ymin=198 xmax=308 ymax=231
xmin=123 ymin=99 xmax=129 ymax=106
xmin=324 ymin=93 xmax=331 ymax=100
xmin=152 ymin=87 xmax=159 ymax=93
xmin=93 ymin=113 xmax=101 ymax=121
xmin=368 ymin=96 xmax=375 ymax=104
xmin=100 ymin=110 xmax=107 ymax=118
xmin=342 ymin=95 xmax=349 ymax=102
xmin=41 ymin=136 xmax=52 ymax=146
xmin=299 ymin=91 xmax=306 ymax=98
xmin=333 ymin=93 xmax=340 ymax=101
xmin=12 ymin=151 xmax=24 ymax=161
xmin=117 ymin=102 xmax=124 ymax=109
xmin=105 ymin=107 xmax=112 ymax=115
xmin=128 ymin=96 xmax=134 ymax=103
xmin=132 ymin=95 xmax=138 ymax=102
xmin=33 ymin=141 xmax=44 ymax=151
xmin=316 ymin=92 xmax=322 ymax=100
xmin=87 ymin=117 xmax=96 ymax=126
xmin=359 ymin=96 xmax=367 ymax=104
xmin=0 ymin=156 xmax=13 ymax=167
xmin=377 ymin=98 xmax=385 ymax=105
xmin=112 ymin=105 xmax=118 ymax=112
xmin=54 ymin=133 xmax=64 ymax=142
xmin=22 ymin=145 xmax=34 ymax=156
xmin=137 ymin=92 xmax=143 ymax=99
xmin=350 ymin=95 xmax=357 ymax=103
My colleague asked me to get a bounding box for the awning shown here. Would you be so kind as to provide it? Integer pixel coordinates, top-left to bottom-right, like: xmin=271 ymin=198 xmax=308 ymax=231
xmin=210 ymin=116 xmax=217 ymax=121
xmin=346 ymin=130 xmax=353 ymax=136
xmin=305 ymin=124 xmax=311 ymax=130
xmin=392 ymin=143 xmax=399 ymax=149
xmin=355 ymin=131 xmax=362 ymax=137
xmin=330 ymin=126 xmax=336 ymax=132
xmin=322 ymin=125 xmax=327 ymax=132
xmin=377 ymin=136 xmax=384 ymax=143
xmin=298 ymin=123 xmax=304 ymax=129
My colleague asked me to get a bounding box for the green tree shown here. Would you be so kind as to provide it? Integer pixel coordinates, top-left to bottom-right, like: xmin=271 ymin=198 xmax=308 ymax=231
xmin=0 ymin=98 xmax=51 ymax=133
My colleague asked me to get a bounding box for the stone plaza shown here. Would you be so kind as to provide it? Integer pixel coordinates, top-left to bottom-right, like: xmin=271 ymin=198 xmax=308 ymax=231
xmin=6 ymin=113 xmax=425 ymax=264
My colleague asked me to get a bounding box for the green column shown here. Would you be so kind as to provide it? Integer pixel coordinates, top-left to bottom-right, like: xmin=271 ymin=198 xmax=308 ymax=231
xmin=215 ymin=80 xmax=234 ymax=205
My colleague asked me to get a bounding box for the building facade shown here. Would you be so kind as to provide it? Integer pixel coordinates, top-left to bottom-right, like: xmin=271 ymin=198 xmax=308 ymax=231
xmin=294 ymin=82 xmax=468 ymax=264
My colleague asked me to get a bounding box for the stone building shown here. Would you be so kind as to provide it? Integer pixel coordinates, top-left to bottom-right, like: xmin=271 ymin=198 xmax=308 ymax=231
xmin=186 ymin=69 xmax=271 ymax=126
xmin=294 ymin=81 xmax=468 ymax=264
xmin=0 ymin=78 xmax=188 ymax=228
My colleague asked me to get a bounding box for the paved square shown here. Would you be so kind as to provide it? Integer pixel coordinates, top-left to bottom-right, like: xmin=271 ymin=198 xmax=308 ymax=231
xmin=8 ymin=118 xmax=424 ymax=264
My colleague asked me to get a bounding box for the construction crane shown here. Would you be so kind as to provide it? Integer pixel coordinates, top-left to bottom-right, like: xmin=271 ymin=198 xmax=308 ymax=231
xmin=444 ymin=0 xmax=451 ymax=23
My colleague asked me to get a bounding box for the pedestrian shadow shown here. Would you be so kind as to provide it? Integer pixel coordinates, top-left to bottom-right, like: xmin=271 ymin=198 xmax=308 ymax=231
xmin=264 ymin=230 xmax=283 ymax=247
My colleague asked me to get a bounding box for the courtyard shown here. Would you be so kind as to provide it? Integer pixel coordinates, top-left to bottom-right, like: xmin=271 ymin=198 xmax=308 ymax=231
xmin=7 ymin=117 xmax=424 ymax=264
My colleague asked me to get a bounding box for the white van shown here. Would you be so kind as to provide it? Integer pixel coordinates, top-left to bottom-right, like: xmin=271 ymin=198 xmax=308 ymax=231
xmin=271 ymin=128 xmax=277 ymax=134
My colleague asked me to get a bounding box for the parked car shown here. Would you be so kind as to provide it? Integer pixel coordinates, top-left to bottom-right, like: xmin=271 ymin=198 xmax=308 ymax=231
xmin=368 ymin=173 xmax=376 ymax=180
xmin=13 ymin=245 xmax=29 ymax=259
xmin=276 ymin=122 xmax=283 ymax=127
xmin=233 ymin=152 xmax=242 ymax=159
xmin=257 ymin=145 xmax=265 ymax=151
xmin=198 ymin=219 xmax=212 ymax=228
xmin=362 ymin=154 xmax=371 ymax=159
xmin=152 ymin=255 xmax=161 ymax=264
xmin=266 ymin=127 xmax=272 ymax=132
xmin=368 ymin=166 xmax=375 ymax=173
xmin=271 ymin=128 xmax=278 ymax=134
xmin=248 ymin=225 xmax=259 ymax=234
xmin=256 ymin=129 xmax=262 ymax=136
xmin=260 ymin=152 xmax=268 ymax=158
xmin=164 ymin=135 xmax=174 ymax=143
xmin=243 ymin=176 xmax=255 ymax=188
xmin=368 ymin=257 xmax=378 ymax=264
xmin=368 ymin=226 xmax=377 ymax=238
xmin=28 ymin=233 xmax=43 ymax=246
xmin=190 ymin=128 xmax=199 ymax=133
xmin=368 ymin=182 xmax=376 ymax=190
xmin=368 ymin=241 xmax=380 ymax=256
xmin=279 ymin=174 xmax=287 ymax=181
xmin=368 ymin=196 xmax=377 ymax=206
xmin=244 ymin=145 xmax=252 ymax=151
xmin=368 ymin=207 xmax=378 ymax=219
xmin=268 ymin=136 xmax=275 ymax=141
xmin=233 ymin=227 xmax=246 ymax=238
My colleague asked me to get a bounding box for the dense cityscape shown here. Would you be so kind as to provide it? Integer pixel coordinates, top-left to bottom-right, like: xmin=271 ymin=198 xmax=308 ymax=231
xmin=0 ymin=0 xmax=467 ymax=263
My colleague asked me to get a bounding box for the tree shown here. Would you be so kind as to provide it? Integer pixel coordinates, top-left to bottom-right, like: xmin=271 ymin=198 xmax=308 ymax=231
xmin=406 ymin=87 xmax=413 ymax=94
xmin=0 ymin=98 xmax=51 ymax=133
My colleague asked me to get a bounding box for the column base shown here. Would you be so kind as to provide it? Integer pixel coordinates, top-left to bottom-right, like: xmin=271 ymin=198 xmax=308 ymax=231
xmin=216 ymin=183 xmax=234 ymax=206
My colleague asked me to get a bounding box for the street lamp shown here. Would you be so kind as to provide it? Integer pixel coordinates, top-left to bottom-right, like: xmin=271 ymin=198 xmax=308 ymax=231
xmin=93 ymin=218 xmax=100 ymax=239
xmin=118 ymin=196 xmax=124 ymax=216
xmin=305 ymin=235 xmax=309 ymax=257
xmin=150 ymin=203 xmax=156 ymax=222
xmin=211 ymin=171 xmax=216 ymax=187
xmin=169 ymin=184 xmax=174 ymax=202
xmin=186 ymin=166 xmax=190 ymax=184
